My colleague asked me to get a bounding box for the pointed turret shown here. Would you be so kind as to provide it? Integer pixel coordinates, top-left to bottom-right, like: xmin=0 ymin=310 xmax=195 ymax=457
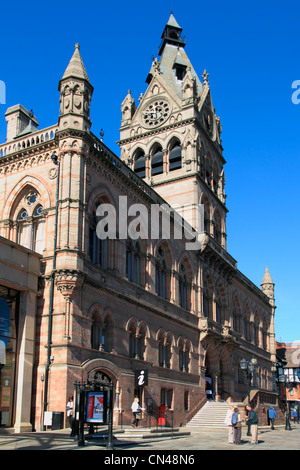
xmin=61 ymin=43 xmax=90 ymax=82
xmin=261 ymin=266 xmax=275 ymax=302
xmin=261 ymin=266 xmax=274 ymax=285
xmin=58 ymin=44 xmax=93 ymax=132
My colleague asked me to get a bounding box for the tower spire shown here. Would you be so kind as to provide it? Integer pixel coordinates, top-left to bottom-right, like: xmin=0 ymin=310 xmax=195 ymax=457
xmin=159 ymin=13 xmax=185 ymax=55
xmin=261 ymin=266 xmax=275 ymax=302
xmin=58 ymin=44 xmax=93 ymax=132
xmin=61 ymin=43 xmax=90 ymax=83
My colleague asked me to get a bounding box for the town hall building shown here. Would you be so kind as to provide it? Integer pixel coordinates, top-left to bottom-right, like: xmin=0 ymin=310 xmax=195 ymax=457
xmin=0 ymin=14 xmax=277 ymax=432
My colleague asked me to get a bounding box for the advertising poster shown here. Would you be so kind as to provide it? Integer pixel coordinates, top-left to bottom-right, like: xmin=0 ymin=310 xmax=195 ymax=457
xmin=86 ymin=392 xmax=104 ymax=423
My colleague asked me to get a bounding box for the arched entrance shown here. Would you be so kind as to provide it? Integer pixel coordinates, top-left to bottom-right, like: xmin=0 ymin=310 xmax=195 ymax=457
xmin=204 ymin=343 xmax=234 ymax=401
xmin=82 ymin=359 xmax=121 ymax=425
xmin=219 ymin=348 xmax=234 ymax=401
xmin=204 ymin=343 xmax=220 ymax=400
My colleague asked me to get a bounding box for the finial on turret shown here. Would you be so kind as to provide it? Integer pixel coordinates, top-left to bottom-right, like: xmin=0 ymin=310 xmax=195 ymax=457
xmin=202 ymin=69 xmax=209 ymax=85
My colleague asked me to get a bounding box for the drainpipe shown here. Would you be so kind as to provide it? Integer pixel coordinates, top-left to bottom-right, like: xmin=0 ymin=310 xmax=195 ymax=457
xmin=43 ymin=154 xmax=60 ymax=430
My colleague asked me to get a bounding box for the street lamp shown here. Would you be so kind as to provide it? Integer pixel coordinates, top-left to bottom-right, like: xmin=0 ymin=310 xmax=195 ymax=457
xmin=240 ymin=357 xmax=258 ymax=436
xmin=271 ymin=363 xmax=277 ymax=392
xmin=240 ymin=357 xmax=257 ymax=386
xmin=278 ymin=374 xmax=291 ymax=431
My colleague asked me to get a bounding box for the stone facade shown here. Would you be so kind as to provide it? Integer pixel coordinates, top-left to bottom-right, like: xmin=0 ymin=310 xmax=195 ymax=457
xmin=0 ymin=15 xmax=277 ymax=432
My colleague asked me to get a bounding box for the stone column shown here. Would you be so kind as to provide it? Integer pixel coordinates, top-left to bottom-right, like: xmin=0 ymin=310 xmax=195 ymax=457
xmin=214 ymin=374 xmax=221 ymax=402
xmin=14 ymin=290 xmax=36 ymax=432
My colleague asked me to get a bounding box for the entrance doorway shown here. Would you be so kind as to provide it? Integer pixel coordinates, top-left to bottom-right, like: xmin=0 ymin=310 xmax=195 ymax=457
xmin=205 ymin=376 xmax=214 ymax=400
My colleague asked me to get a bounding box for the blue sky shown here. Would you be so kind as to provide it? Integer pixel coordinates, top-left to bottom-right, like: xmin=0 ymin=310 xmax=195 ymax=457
xmin=0 ymin=0 xmax=299 ymax=342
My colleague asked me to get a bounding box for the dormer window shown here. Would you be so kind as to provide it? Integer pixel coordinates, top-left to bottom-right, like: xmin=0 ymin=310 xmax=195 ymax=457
xmin=173 ymin=64 xmax=186 ymax=81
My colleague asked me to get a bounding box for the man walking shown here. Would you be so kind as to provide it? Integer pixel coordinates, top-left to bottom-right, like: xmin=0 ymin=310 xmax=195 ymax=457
xmin=245 ymin=405 xmax=259 ymax=445
xmin=268 ymin=406 xmax=277 ymax=430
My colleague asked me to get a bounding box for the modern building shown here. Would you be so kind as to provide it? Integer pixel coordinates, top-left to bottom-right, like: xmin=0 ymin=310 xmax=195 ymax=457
xmin=0 ymin=14 xmax=278 ymax=432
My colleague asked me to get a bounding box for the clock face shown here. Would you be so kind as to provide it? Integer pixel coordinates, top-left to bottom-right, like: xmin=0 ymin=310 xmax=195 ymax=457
xmin=142 ymin=99 xmax=171 ymax=128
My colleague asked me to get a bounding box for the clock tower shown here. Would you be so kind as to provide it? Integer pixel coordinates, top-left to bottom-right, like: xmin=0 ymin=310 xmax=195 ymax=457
xmin=118 ymin=14 xmax=227 ymax=249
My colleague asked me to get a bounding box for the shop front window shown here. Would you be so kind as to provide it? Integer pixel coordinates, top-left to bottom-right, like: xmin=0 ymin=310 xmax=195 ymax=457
xmin=0 ymin=295 xmax=17 ymax=427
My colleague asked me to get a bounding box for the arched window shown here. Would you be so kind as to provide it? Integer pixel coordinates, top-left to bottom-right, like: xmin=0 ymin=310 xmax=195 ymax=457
xmin=216 ymin=302 xmax=221 ymax=323
xmin=212 ymin=162 xmax=219 ymax=194
xmin=155 ymin=246 xmax=168 ymax=299
xmin=126 ymin=241 xmax=141 ymax=285
xmin=134 ymin=150 xmax=146 ymax=178
xmin=214 ymin=211 xmax=222 ymax=244
xmin=203 ymin=277 xmax=213 ymax=319
xmin=129 ymin=325 xmax=136 ymax=358
xmin=89 ymin=201 xmax=108 ymax=268
xmin=158 ymin=335 xmax=165 ymax=367
xmin=169 ymin=142 xmax=182 ymax=171
xmin=158 ymin=331 xmax=171 ymax=368
xmin=204 ymin=156 xmax=211 ymax=186
xmin=165 ymin=335 xmax=172 ymax=369
xmin=262 ymin=318 xmax=268 ymax=350
xmin=15 ymin=189 xmax=45 ymax=254
xmin=179 ymin=338 xmax=190 ymax=372
xmin=179 ymin=262 xmax=191 ymax=310
xmin=138 ymin=326 xmax=146 ymax=360
xmin=91 ymin=316 xmax=106 ymax=351
xmin=202 ymin=198 xmax=210 ymax=234
xmin=203 ymin=293 xmax=210 ymax=317
xmin=128 ymin=323 xmax=145 ymax=360
xmin=254 ymin=313 xmax=260 ymax=346
xmin=245 ymin=304 xmax=251 ymax=342
xmin=151 ymin=146 xmax=163 ymax=176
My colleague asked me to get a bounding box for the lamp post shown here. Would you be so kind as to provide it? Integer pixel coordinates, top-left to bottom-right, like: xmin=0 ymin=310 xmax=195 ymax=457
xmin=240 ymin=357 xmax=258 ymax=436
xmin=278 ymin=374 xmax=291 ymax=431
xmin=271 ymin=363 xmax=277 ymax=392
xmin=240 ymin=356 xmax=258 ymax=391
xmin=106 ymin=382 xmax=114 ymax=450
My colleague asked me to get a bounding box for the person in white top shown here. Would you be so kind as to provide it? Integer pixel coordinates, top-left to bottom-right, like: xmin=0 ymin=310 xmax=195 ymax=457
xmin=131 ymin=397 xmax=145 ymax=428
xmin=224 ymin=406 xmax=235 ymax=444
xmin=66 ymin=396 xmax=74 ymax=429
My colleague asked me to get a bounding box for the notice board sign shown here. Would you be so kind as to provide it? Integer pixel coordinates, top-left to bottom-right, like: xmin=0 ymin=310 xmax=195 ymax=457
xmin=44 ymin=411 xmax=52 ymax=426
xmin=86 ymin=391 xmax=107 ymax=424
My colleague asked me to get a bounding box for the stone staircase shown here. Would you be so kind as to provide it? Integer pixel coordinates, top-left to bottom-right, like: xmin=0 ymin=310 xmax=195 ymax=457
xmin=187 ymin=401 xmax=239 ymax=428
xmin=86 ymin=426 xmax=190 ymax=443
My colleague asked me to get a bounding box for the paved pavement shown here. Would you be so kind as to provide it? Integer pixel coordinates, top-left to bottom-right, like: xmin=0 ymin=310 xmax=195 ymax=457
xmin=0 ymin=423 xmax=299 ymax=452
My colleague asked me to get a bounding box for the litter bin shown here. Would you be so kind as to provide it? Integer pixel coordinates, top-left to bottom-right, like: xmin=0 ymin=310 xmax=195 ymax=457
xmin=52 ymin=412 xmax=64 ymax=430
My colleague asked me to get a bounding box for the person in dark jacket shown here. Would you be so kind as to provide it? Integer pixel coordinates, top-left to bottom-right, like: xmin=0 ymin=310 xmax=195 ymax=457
xmin=291 ymin=408 xmax=299 ymax=424
xmin=246 ymin=405 xmax=259 ymax=444
xmin=268 ymin=406 xmax=277 ymax=429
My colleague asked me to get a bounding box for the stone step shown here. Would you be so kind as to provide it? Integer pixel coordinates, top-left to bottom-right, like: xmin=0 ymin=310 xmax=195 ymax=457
xmin=88 ymin=426 xmax=191 ymax=440
xmin=188 ymin=401 xmax=240 ymax=428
